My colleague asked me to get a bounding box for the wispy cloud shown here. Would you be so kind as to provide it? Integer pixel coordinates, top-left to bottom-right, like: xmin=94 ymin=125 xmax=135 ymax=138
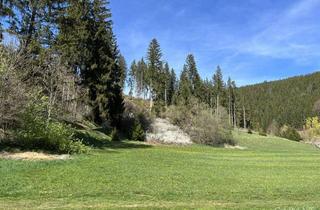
xmin=239 ymin=0 xmax=320 ymax=60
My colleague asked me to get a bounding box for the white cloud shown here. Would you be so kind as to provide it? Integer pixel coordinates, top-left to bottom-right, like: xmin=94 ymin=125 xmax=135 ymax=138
xmin=238 ymin=0 xmax=320 ymax=61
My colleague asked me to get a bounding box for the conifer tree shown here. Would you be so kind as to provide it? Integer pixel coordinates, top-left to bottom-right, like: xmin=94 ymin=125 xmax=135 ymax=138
xmin=128 ymin=60 xmax=137 ymax=98
xmin=168 ymin=68 xmax=177 ymax=105
xmin=231 ymin=81 xmax=237 ymax=128
xmin=146 ymin=38 xmax=163 ymax=109
xmin=163 ymin=62 xmax=171 ymax=107
xmin=177 ymin=65 xmax=192 ymax=104
xmin=213 ymin=66 xmax=225 ymax=116
xmin=185 ymin=54 xmax=202 ymax=98
xmin=227 ymin=77 xmax=232 ymax=125
xmin=136 ymin=58 xmax=147 ymax=97
xmin=57 ymin=0 xmax=124 ymax=127
xmin=118 ymin=54 xmax=127 ymax=89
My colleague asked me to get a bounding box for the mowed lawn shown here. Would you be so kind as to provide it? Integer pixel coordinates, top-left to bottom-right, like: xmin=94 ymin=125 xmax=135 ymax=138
xmin=1 ymin=131 xmax=320 ymax=209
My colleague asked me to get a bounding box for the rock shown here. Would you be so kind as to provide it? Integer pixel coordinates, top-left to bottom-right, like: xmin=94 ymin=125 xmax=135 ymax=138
xmin=146 ymin=118 xmax=192 ymax=145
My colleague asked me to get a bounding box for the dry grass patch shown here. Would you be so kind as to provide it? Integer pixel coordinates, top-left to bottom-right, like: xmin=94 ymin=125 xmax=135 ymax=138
xmin=0 ymin=152 xmax=70 ymax=161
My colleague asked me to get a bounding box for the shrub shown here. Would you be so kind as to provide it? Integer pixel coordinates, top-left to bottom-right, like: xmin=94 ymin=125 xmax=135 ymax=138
xmin=305 ymin=117 xmax=320 ymax=138
xmin=258 ymin=129 xmax=267 ymax=136
xmin=259 ymin=131 xmax=267 ymax=136
xmin=279 ymin=125 xmax=301 ymax=141
xmin=111 ymin=128 xmax=120 ymax=141
xmin=15 ymin=101 xmax=89 ymax=154
xmin=267 ymin=120 xmax=280 ymax=136
xmin=131 ymin=120 xmax=145 ymax=141
xmin=166 ymin=97 xmax=235 ymax=146
xmin=121 ymin=98 xmax=152 ymax=140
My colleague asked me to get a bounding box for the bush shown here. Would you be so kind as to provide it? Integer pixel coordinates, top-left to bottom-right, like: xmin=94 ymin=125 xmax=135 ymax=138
xmin=259 ymin=130 xmax=267 ymax=136
xmin=259 ymin=131 xmax=267 ymax=136
xmin=305 ymin=117 xmax=320 ymax=139
xmin=121 ymin=98 xmax=152 ymax=140
xmin=15 ymin=101 xmax=89 ymax=154
xmin=131 ymin=120 xmax=145 ymax=141
xmin=279 ymin=125 xmax=301 ymax=141
xmin=267 ymin=120 xmax=280 ymax=136
xmin=111 ymin=128 xmax=120 ymax=141
xmin=166 ymin=97 xmax=235 ymax=146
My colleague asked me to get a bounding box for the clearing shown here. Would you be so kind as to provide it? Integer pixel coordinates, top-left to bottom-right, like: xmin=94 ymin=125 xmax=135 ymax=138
xmin=1 ymin=131 xmax=320 ymax=209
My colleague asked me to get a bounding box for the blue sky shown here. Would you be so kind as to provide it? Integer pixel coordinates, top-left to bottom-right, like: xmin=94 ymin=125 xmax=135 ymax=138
xmin=110 ymin=0 xmax=320 ymax=86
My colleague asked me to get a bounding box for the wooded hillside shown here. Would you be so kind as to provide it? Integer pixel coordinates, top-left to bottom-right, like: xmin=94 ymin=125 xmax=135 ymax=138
xmin=238 ymin=72 xmax=320 ymax=130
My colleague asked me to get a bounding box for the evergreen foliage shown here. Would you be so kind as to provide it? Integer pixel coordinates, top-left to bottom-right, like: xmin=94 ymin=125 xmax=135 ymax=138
xmin=57 ymin=0 xmax=124 ymax=127
xmin=146 ymin=38 xmax=163 ymax=103
xmin=131 ymin=120 xmax=145 ymax=141
xmin=237 ymin=72 xmax=320 ymax=130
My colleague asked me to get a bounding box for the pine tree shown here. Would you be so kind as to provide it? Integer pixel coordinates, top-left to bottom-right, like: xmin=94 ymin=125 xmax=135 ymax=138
xmin=128 ymin=60 xmax=137 ymax=98
xmin=118 ymin=54 xmax=127 ymax=89
xmin=185 ymin=54 xmax=201 ymax=98
xmin=163 ymin=62 xmax=171 ymax=107
xmin=146 ymin=38 xmax=163 ymax=109
xmin=231 ymin=80 xmax=237 ymax=128
xmin=57 ymin=0 xmax=124 ymax=127
xmin=177 ymin=65 xmax=192 ymax=104
xmin=136 ymin=58 xmax=147 ymax=97
xmin=227 ymin=77 xmax=232 ymax=125
xmin=168 ymin=68 xmax=177 ymax=105
xmin=213 ymin=66 xmax=225 ymax=116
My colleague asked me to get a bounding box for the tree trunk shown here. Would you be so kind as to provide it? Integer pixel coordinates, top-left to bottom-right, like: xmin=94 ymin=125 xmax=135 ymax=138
xmin=228 ymin=94 xmax=231 ymax=125
xmin=233 ymin=102 xmax=237 ymax=129
xmin=150 ymin=81 xmax=153 ymax=111
xmin=164 ymin=85 xmax=167 ymax=108
xmin=243 ymin=105 xmax=246 ymax=129
xmin=216 ymin=94 xmax=219 ymax=118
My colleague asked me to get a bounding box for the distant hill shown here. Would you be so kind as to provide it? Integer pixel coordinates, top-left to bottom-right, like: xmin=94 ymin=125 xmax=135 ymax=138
xmin=237 ymin=71 xmax=320 ymax=130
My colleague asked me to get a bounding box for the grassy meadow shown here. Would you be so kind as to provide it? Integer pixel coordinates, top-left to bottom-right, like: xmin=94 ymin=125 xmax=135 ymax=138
xmin=1 ymin=131 xmax=320 ymax=209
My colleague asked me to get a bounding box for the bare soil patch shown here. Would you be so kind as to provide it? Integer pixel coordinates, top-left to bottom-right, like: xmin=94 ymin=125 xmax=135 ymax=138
xmin=0 ymin=152 xmax=70 ymax=161
xmin=224 ymin=144 xmax=247 ymax=150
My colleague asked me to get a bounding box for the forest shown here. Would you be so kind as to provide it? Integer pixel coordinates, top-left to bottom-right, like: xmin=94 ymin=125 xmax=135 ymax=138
xmin=237 ymin=72 xmax=320 ymax=130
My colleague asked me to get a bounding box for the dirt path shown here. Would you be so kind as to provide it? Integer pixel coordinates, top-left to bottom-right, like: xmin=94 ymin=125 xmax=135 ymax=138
xmin=146 ymin=118 xmax=192 ymax=145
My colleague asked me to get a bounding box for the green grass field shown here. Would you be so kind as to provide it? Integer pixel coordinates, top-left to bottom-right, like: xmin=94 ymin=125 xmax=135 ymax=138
xmin=1 ymin=131 xmax=320 ymax=209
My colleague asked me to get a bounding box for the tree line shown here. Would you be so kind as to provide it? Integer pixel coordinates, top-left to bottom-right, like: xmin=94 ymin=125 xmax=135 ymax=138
xmin=127 ymin=39 xmax=239 ymax=128
xmin=237 ymin=72 xmax=320 ymax=131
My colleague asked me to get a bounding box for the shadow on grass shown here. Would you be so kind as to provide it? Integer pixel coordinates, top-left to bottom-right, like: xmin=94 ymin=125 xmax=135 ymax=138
xmin=75 ymin=130 xmax=152 ymax=150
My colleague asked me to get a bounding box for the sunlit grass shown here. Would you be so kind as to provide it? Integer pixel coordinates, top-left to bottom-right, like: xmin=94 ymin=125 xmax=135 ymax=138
xmin=1 ymin=131 xmax=320 ymax=209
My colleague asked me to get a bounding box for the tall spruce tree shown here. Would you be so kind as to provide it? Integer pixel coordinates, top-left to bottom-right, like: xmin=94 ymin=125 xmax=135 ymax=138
xmin=167 ymin=68 xmax=177 ymax=105
xmin=136 ymin=58 xmax=147 ymax=97
xmin=128 ymin=60 xmax=137 ymax=98
xmin=146 ymin=38 xmax=162 ymax=109
xmin=118 ymin=54 xmax=127 ymax=89
xmin=57 ymin=0 xmax=124 ymax=127
xmin=231 ymin=80 xmax=237 ymax=128
xmin=177 ymin=65 xmax=192 ymax=104
xmin=213 ymin=66 xmax=225 ymax=116
xmin=185 ymin=54 xmax=201 ymax=98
